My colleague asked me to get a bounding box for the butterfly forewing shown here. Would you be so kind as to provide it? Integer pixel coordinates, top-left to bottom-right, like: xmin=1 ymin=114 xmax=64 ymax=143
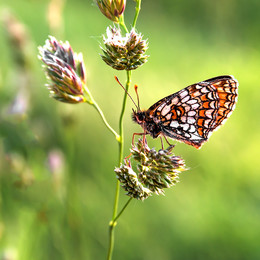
xmin=144 ymin=75 xmax=238 ymax=148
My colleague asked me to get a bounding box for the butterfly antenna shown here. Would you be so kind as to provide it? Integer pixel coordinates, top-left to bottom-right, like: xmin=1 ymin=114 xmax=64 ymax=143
xmin=114 ymin=76 xmax=138 ymax=110
xmin=134 ymin=85 xmax=141 ymax=110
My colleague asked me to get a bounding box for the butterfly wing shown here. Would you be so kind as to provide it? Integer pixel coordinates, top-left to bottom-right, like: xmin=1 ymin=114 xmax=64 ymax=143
xmin=146 ymin=75 xmax=238 ymax=149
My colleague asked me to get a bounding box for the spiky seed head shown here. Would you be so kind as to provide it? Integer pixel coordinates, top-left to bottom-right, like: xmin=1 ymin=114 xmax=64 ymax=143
xmin=131 ymin=140 xmax=186 ymax=195
xmin=115 ymin=164 xmax=152 ymax=201
xmin=101 ymin=26 xmax=148 ymax=71
xmin=115 ymin=139 xmax=187 ymax=200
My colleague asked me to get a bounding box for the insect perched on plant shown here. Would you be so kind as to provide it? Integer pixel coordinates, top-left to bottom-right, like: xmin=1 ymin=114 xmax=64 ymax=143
xmin=130 ymin=75 xmax=238 ymax=149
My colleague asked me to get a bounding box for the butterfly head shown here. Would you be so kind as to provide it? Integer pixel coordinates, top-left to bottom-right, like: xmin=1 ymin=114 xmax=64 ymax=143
xmin=132 ymin=109 xmax=146 ymax=125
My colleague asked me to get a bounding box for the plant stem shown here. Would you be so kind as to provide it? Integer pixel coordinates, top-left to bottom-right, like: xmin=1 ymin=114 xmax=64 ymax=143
xmin=83 ymin=85 xmax=120 ymax=141
xmin=107 ymin=70 xmax=132 ymax=260
xmin=118 ymin=15 xmax=128 ymax=33
xmin=113 ymin=197 xmax=133 ymax=223
xmin=118 ymin=70 xmax=131 ymax=163
xmin=92 ymin=101 xmax=120 ymax=141
xmin=132 ymin=0 xmax=141 ymax=28
xmin=107 ymin=2 xmax=143 ymax=256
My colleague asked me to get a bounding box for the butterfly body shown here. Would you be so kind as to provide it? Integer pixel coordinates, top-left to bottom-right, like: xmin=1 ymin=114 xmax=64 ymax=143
xmin=132 ymin=75 xmax=238 ymax=149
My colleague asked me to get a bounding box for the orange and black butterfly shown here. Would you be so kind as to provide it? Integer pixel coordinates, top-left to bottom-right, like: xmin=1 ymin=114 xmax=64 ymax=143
xmin=132 ymin=75 xmax=238 ymax=149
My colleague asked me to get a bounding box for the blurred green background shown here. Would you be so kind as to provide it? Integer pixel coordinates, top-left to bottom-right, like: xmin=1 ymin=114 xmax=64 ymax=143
xmin=0 ymin=0 xmax=260 ymax=259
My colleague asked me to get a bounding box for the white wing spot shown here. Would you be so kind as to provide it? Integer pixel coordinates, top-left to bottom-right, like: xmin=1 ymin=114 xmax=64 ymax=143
xmin=204 ymin=119 xmax=212 ymax=128
xmin=181 ymin=95 xmax=190 ymax=103
xmin=184 ymin=133 xmax=191 ymax=138
xmin=181 ymin=123 xmax=189 ymax=131
xmin=187 ymin=117 xmax=196 ymax=124
xmin=207 ymin=92 xmax=215 ymax=100
xmin=179 ymin=90 xmax=189 ymax=98
xmin=189 ymin=125 xmax=196 ymax=133
xmin=205 ymin=109 xmax=214 ymax=118
xmin=171 ymin=97 xmax=179 ymax=105
xmin=188 ymin=110 xmax=196 ymax=116
xmin=191 ymin=103 xmax=200 ymax=110
xmin=187 ymin=99 xmax=197 ymax=105
xmin=180 ymin=116 xmax=187 ymax=123
xmin=161 ymin=105 xmax=171 ymax=116
xmin=224 ymin=101 xmax=231 ymax=109
xmin=185 ymin=105 xmax=191 ymax=112
xmin=165 ymin=113 xmax=172 ymax=120
xmin=157 ymin=104 xmax=165 ymax=111
xmin=170 ymin=121 xmax=179 ymax=128
xmin=201 ymin=87 xmax=209 ymax=94
xmin=189 ymin=132 xmax=203 ymax=140
xmin=210 ymin=101 xmax=216 ymax=109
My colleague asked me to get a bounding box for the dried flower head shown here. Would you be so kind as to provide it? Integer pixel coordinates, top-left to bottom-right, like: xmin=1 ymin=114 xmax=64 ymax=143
xmin=38 ymin=36 xmax=87 ymax=104
xmin=115 ymin=139 xmax=187 ymax=200
xmin=96 ymin=0 xmax=126 ymax=22
xmin=101 ymin=26 xmax=148 ymax=70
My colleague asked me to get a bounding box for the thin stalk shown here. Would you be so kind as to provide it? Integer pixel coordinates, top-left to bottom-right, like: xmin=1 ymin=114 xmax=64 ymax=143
xmin=118 ymin=14 xmax=128 ymax=33
xmin=83 ymin=85 xmax=120 ymax=140
xmin=132 ymin=0 xmax=141 ymax=28
xmin=118 ymin=70 xmax=132 ymax=162
xmin=92 ymin=101 xmax=120 ymax=141
xmin=107 ymin=70 xmax=132 ymax=260
xmin=113 ymin=197 xmax=132 ymax=223
xmin=106 ymin=2 xmax=143 ymax=255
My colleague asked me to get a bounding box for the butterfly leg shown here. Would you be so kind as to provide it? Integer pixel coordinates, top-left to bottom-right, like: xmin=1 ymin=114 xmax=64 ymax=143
xmin=160 ymin=136 xmax=164 ymax=150
xmin=163 ymin=135 xmax=175 ymax=148
xmin=124 ymin=133 xmax=147 ymax=162
xmin=132 ymin=132 xmax=147 ymax=146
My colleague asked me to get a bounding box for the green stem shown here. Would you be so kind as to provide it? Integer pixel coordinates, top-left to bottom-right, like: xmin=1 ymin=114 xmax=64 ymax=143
xmin=107 ymin=197 xmax=132 ymax=260
xmin=107 ymin=70 xmax=132 ymax=260
xmin=83 ymin=85 xmax=120 ymax=141
xmin=132 ymin=0 xmax=141 ymax=28
xmin=118 ymin=14 xmax=128 ymax=33
xmin=113 ymin=197 xmax=133 ymax=223
xmin=92 ymin=101 xmax=120 ymax=141
xmin=118 ymin=70 xmax=131 ymax=163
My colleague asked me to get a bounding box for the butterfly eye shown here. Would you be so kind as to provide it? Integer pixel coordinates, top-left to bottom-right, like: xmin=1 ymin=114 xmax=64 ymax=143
xmin=132 ymin=111 xmax=146 ymax=124
xmin=137 ymin=113 xmax=143 ymax=121
xmin=138 ymin=112 xmax=146 ymax=122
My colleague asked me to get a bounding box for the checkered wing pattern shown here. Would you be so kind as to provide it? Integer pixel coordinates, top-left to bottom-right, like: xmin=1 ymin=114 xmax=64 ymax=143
xmin=146 ymin=75 xmax=238 ymax=149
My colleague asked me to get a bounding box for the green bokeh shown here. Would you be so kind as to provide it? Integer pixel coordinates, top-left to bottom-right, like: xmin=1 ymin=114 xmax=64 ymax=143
xmin=0 ymin=0 xmax=260 ymax=259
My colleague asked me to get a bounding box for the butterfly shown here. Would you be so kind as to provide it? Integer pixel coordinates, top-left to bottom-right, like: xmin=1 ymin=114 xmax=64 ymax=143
xmin=132 ymin=75 xmax=238 ymax=149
